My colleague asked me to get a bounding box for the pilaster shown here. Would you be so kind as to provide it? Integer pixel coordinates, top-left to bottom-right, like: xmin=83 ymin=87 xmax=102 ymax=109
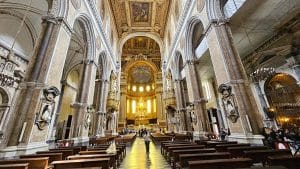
xmin=206 ymin=20 xmax=263 ymax=143
xmin=7 ymin=15 xmax=64 ymax=147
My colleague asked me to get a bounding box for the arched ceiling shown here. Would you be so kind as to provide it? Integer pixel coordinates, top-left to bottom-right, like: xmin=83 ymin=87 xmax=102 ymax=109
xmin=108 ymin=0 xmax=171 ymax=38
xmin=121 ymin=36 xmax=161 ymax=70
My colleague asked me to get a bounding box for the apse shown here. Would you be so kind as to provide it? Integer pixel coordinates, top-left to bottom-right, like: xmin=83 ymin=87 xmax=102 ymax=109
xmin=120 ymin=36 xmax=163 ymax=129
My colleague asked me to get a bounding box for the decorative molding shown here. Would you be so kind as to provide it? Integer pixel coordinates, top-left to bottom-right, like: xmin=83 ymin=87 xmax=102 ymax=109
xmin=166 ymin=0 xmax=194 ymax=69
xmin=85 ymin=1 xmax=117 ymax=71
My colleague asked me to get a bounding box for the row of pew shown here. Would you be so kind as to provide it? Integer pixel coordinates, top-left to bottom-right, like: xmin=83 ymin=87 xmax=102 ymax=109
xmin=161 ymin=140 xmax=300 ymax=169
xmin=150 ymin=133 xmax=192 ymax=144
xmin=0 ymin=139 xmax=129 ymax=168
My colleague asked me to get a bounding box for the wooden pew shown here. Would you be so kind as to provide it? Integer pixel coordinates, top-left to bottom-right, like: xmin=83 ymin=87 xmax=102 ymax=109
xmin=0 ymin=157 xmax=48 ymax=169
xmin=20 ymin=153 xmax=62 ymax=163
xmin=166 ymin=145 xmax=205 ymax=158
xmin=36 ymin=150 xmax=72 ymax=160
xmin=79 ymin=150 xmax=108 ymax=155
xmin=188 ymin=158 xmax=253 ymax=169
xmin=171 ymin=148 xmax=216 ymax=166
xmin=50 ymin=147 xmax=81 ymax=155
xmin=236 ymin=166 xmax=288 ymax=169
xmin=243 ymin=149 xmax=292 ymax=165
xmin=162 ymin=143 xmax=196 ymax=156
xmin=205 ymin=141 xmax=238 ymax=148
xmin=88 ymin=147 xmax=123 ymax=161
xmin=161 ymin=142 xmax=195 ymax=156
xmin=215 ymin=143 xmax=250 ymax=152
xmin=68 ymin=154 xmax=117 ymax=168
xmin=227 ymin=146 xmax=268 ymax=158
xmin=267 ymin=155 xmax=300 ymax=169
xmin=51 ymin=158 xmax=110 ymax=169
xmin=178 ymin=152 xmax=231 ymax=168
xmin=0 ymin=163 xmax=29 ymax=169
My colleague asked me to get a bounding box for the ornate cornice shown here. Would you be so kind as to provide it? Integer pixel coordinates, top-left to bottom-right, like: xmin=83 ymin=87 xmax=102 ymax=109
xmin=166 ymin=0 xmax=194 ymax=69
xmin=85 ymin=1 xmax=117 ymax=70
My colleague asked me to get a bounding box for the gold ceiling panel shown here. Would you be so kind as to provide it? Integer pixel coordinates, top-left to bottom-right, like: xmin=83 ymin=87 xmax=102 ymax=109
xmin=121 ymin=36 xmax=161 ymax=70
xmin=109 ymin=0 xmax=171 ymax=37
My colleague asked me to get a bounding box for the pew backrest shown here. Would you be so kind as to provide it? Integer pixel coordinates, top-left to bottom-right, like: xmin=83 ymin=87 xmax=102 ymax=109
xmin=243 ymin=149 xmax=292 ymax=163
xmin=0 ymin=157 xmax=48 ymax=169
xmin=179 ymin=152 xmax=231 ymax=168
xmin=36 ymin=150 xmax=72 ymax=160
xmin=51 ymin=158 xmax=110 ymax=169
xmin=188 ymin=158 xmax=253 ymax=169
xmin=20 ymin=153 xmax=62 ymax=163
xmin=0 ymin=163 xmax=29 ymax=169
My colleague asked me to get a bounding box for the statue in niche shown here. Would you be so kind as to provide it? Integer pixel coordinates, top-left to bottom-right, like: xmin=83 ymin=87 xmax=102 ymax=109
xmin=84 ymin=106 xmax=94 ymax=129
xmin=218 ymin=84 xmax=240 ymax=123
xmin=36 ymin=86 xmax=60 ymax=130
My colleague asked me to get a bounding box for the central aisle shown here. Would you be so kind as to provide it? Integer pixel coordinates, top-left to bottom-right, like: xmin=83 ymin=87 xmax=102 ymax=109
xmin=120 ymin=137 xmax=171 ymax=169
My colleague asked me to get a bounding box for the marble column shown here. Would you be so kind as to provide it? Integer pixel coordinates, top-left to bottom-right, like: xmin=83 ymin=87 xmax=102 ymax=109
xmin=119 ymin=87 xmax=126 ymax=128
xmin=173 ymin=79 xmax=187 ymax=132
xmin=185 ymin=60 xmax=210 ymax=134
xmin=8 ymin=16 xmax=64 ymax=146
xmin=156 ymin=89 xmax=164 ymax=125
xmin=71 ymin=59 xmax=93 ymax=138
xmin=253 ymin=81 xmax=276 ymax=128
xmin=206 ymin=21 xmax=263 ymax=143
xmin=96 ymin=79 xmax=110 ymax=136
xmin=111 ymin=111 xmax=118 ymax=135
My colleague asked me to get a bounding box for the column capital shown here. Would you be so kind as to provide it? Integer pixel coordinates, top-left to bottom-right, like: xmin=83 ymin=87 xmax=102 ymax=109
xmin=186 ymin=59 xmax=197 ymax=65
xmin=42 ymin=15 xmax=64 ymax=24
xmin=211 ymin=18 xmax=230 ymax=27
xmin=174 ymin=79 xmax=183 ymax=82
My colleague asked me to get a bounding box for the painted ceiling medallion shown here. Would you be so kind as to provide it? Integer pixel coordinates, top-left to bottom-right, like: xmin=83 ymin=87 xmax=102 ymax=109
xmin=131 ymin=66 xmax=153 ymax=84
xmin=71 ymin=0 xmax=81 ymax=10
xmin=109 ymin=0 xmax=171 ymax=37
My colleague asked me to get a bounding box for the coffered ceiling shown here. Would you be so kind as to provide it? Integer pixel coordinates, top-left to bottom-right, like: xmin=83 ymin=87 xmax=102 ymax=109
xmin=109 ymin=0 xmax=171 ymax=38
xmin=121 ymin=36 xmax=161 ymax=70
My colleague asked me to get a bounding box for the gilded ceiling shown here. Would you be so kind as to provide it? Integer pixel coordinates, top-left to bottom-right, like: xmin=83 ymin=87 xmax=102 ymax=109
xmin=109 ymin=0 xmax=171 ymax=37
xmin=121 ymin=36 xmax=161 ymax=70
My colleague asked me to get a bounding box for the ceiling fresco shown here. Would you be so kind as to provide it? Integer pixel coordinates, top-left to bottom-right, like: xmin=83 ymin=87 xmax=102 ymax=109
xmin=130 ymin=65 xmax=153 ymax=84
xmin=109 ymin=0 xmax=171 ymax=37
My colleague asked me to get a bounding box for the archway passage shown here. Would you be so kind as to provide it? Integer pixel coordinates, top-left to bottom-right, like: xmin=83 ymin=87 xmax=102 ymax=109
xmin=55 ymin=18 xmax=91 ymax=140
xmin=120 ymin=36 xmax=165 ymax=131
xmin=265 ymin=73 xmax=300 ymax=128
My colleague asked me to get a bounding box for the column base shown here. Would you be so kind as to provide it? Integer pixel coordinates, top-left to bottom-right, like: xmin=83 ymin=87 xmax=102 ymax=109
xmin=0 ymin=142 xmax=48 ymax=158
xmin=71 ymin=137 xmax=89 ymax=146
xmin=228 ymin=133 xmax=264 ymax=145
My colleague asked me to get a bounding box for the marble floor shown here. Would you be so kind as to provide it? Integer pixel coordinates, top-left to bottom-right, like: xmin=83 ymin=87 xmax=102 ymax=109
xmin=119 ymin=137 xmax=171 ymax=169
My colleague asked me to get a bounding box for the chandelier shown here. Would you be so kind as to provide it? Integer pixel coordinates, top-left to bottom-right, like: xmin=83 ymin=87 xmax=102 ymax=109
xmin=250 ymin=67 xmax=276 ymax=82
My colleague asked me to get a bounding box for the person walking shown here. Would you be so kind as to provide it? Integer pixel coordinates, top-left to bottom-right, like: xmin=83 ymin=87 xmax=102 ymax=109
xmin=220 ymin=128 xmax=227 ymax=141
xmin=144 ymin=131 xmax=151 ymax=153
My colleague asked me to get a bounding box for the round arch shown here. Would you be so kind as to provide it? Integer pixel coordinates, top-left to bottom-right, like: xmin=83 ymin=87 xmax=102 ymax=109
xmin=119 ymin=32 xmax=164 ymax=59
xmin=0 ymin=88 xmax=9 ymax=104
xmin=185 ymin=15 xmax=205 ymax=61
xmin=206 ymin=0 xmax=227 ymax=21
xmin=124 ymin=60 xmax=159 ymax=74
xmin=264 ymin=73 xmax=300 ymax=127
xmin=72 ymin=13 xmax=96 ymax=61
xmin=172 ymin=50 xmax=184 ymax=79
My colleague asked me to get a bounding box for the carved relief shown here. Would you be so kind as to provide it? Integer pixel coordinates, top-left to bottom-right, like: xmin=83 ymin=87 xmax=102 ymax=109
xmin=218 ymin=84 xmax=239 ymax=123
xmin=35 ymin=86 xmax=60 ymax=130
